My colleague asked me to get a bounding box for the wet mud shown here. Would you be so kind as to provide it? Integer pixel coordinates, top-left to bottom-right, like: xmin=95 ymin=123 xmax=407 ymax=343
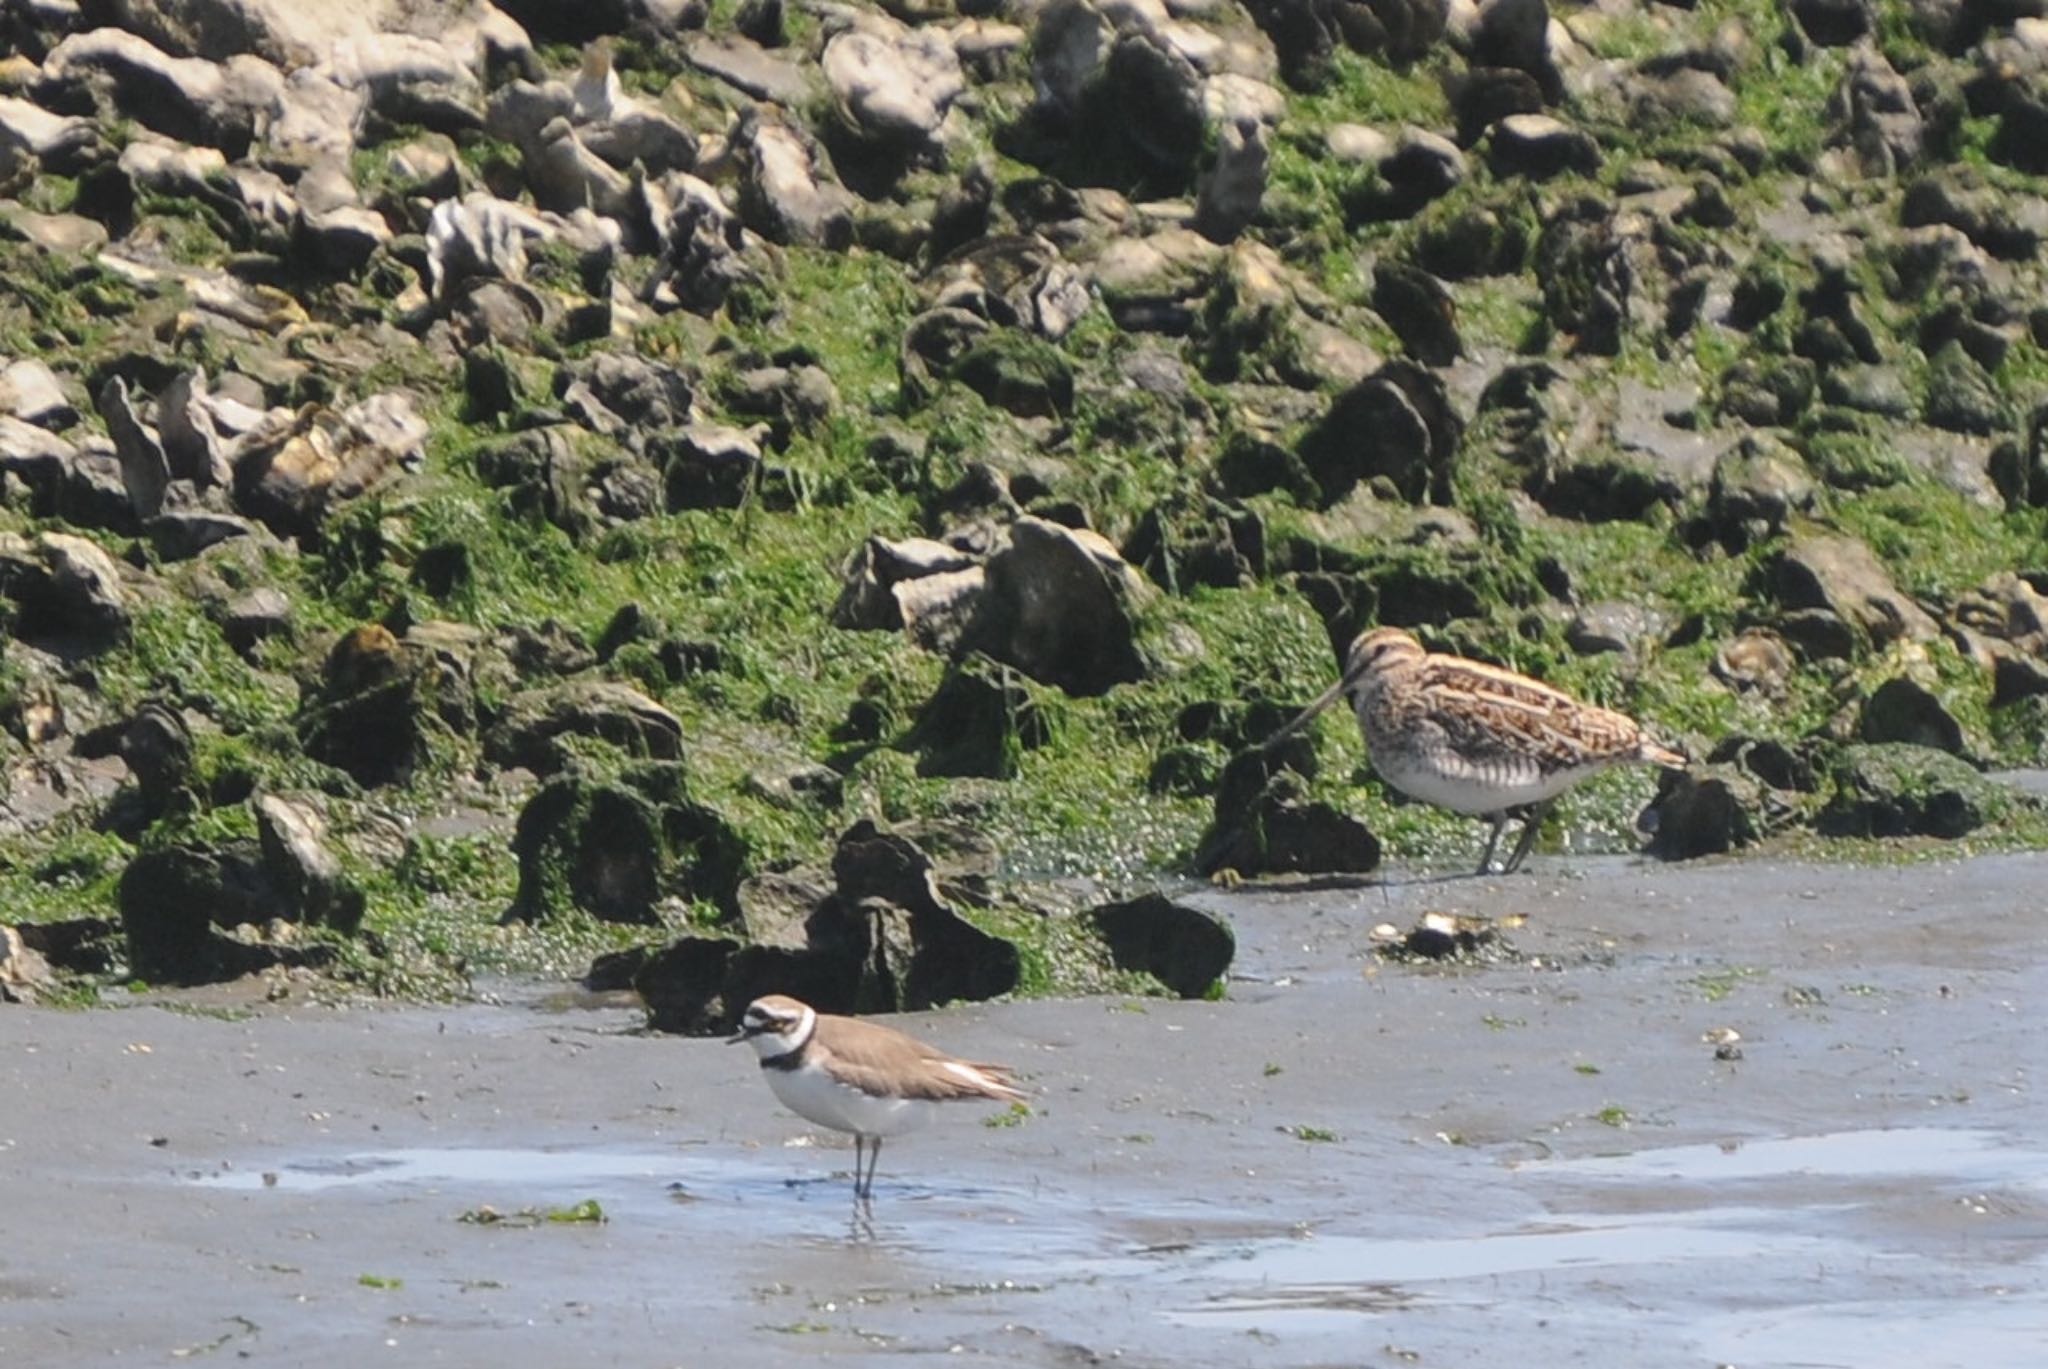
xmin=3 ymin=853 xmax=2046 ymax=1367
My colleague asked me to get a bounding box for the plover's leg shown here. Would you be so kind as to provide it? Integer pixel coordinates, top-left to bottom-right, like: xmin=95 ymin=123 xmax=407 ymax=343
xmin=865 ymin=1137 xmax=884 ymax=1201
xmin=850 ymin=1136 xmax=868 ymax=1201
xmin=1475 ymin=812 xmax=1511 ymax=875
xmin=1502 ymin=801 xmax=1553 ymax=874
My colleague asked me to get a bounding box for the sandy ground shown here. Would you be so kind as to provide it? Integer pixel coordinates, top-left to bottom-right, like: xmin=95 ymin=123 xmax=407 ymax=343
xmin=3 ymin=851 xmax=2046 ymax=1367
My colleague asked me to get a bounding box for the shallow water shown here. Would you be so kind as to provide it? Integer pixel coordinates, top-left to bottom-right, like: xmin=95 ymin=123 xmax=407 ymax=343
xmin=177 ymin=1122 xmax=2048 ymax=1367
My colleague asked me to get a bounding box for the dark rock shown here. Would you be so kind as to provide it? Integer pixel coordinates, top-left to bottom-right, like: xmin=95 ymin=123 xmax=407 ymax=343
xmin=147 ymin=510 xmax=258 ymax=562
xmin=1817 ymin=743 xmax=2007 ymax=839
xmin=0 ymin=530 xmax=130 ymax=649
xmin=1859 ymin=676 xmax=1967 ymax=754
xmin=1643 ymin=765 xmax=1763 ymax=859
xmin=509 ymin=763 xmax=750 ymax=925
xmin=119 ymin=700 xmax=195 ymax=820
xmin=1413 ymin=201 xmax=1529 ymax=278
xmin=1241 ymin=0 xmax=1335 ymax=90
xmin=1108 ymin=33 xmax=1207 ymax=174
xmin=1788 ymin=0 xmax=1873 ymax=45
xmin=1717 ymin=356 xmax=1815 ymax=426
xmin=12 ymin=917 xmax=120 ymax=977
xmin=1194 ymin=745 xmax=1382 ymax=876
xmin=950 ymin=330 xmax=1074 ymax=418
xmin=903 ymin=654 xmax=1050 ymax=778
xmin=1083 ymin=893 xmax=1235 ymax=998
xmin=632 ymin=936 xmax=740 ymax=1034
xmin=1533 ymin=200 xmax=1632 ymax=355
xmin=296 ymin=624 xmax=464 ymax=788
xmin=484 ymin=681 xmax=684 ymax=776
xmin=1297 ymin=359 xmax=1462 ymax=504
xmin=1370 ymin=128 xmax=1466 ymax=219
xmin=118 ymin=843 xmax=329 ymax=985
xmin=1922 ymin=341 xmax=2007 ymax=435
xmin=1371 ymin=261 xmax=1460 ymax=365
xmin=827 ymin=820 xmax=1020 ymax=1009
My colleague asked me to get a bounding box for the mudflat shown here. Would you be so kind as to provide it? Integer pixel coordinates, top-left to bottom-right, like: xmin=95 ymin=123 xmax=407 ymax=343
xmin=4 ymin=853 xmax=2045 ymax=1368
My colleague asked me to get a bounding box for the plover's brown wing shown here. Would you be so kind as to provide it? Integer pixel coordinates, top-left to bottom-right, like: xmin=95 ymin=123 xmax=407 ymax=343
xmin=1416 ymin=657 xmax=1664 ymax=768
xmin=813 ymin=1016 xmax=1026 ymax=1103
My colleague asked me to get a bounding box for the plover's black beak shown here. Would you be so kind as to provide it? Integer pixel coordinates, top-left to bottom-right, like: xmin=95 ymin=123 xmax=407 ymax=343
xmin=726 ymin=1024 xmax=753 ymax=1044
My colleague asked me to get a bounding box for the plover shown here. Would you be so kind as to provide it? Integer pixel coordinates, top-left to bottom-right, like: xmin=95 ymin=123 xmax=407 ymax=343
xmin=1271 ymin=626 xmax=1686 ymax=874
xmin=729 ymin=994 xmax=1027 ymax=1202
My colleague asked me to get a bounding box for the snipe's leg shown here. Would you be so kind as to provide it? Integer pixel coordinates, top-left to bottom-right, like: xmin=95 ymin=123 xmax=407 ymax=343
xmin=1501 ymin=801 xmax=1555 ymax=874
xmin=1475 ymin=812 xmax=1511 ymax=875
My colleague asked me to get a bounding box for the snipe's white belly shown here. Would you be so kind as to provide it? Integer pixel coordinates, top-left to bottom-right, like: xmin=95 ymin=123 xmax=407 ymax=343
xmin=1373 ymin=747 xmax=1601 ymax=816
xmin=766 ymin=1061 xmax=934 ymax=1138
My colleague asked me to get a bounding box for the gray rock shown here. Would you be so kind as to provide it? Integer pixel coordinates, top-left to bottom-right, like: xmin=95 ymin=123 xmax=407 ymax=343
xmin=1712 ymin=629 xmax=1796 ymax=695
xmin=0 ymin=359 xmax=75 ymax=430
xmin=95 ymin=377 xmax=171 ymax=523
xmin=265 ymin=68 xmax=364 ymax=166
xmin=1770 ymin=532 xmax=1939 ymax=648
xmin=1195 ymin=114 xmax=1268 ymax=243
xmin=425 ymin=192 xmax=556 ymax=299
xmin=526 ymin=117 xmax=632 ymax=218
xmin=298 ymin=203 xmax=392 ymax=272
xmin=253 ymin=793 xmax=363 ymax=933
xmin=643 ymin=172 xmax=753 ymax=316
xmin=486 ymin=680 xmax=683 ymax=775
xmin=1923 ymin=341 xmax=2007 ymax=435
xmin=734 ymin=108 xmax=853 ymax=249
xmin=0 ymin=206 xmax=109 ymax=257
xmin=1032 ymin=0 xmax=1113 ymax=122
xmin=0 ymin=530 xmax=130 ymax=647
xmin=1830 ymin=45 xmax=1921 ymax=176
xmin=0 ymin=94 xmax=96 ymax=171
xmin=823 ymin=19 xmax=964 ymax=147
xmin=1706 ymin=434 xmax=1816 ymax=550
xmin=485 ymin=77 xmax=575 ymax=150
xmin=682 ymin=33 xmax=815 ymax=105
xmin=0 ymin=924 xmax=56 ymax=1005
xmin=221 ymin=585 xmax=291 ymax=654
xmin=1567 ymin=600 xmax=1670 ymax=655
xmin=42 ymin=28 xmax=284 ymax=154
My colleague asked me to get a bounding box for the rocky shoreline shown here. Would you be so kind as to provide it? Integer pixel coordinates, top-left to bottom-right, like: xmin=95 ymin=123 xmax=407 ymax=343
xmin=1 ymin=0 xmax=2046 ymax=1021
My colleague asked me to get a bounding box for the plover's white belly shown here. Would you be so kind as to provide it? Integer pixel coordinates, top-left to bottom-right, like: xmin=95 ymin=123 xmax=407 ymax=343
xmin=766 ymin=1061 xmax=934 ymax=1139
xmin=1373 ymin=746 xmax=1599 ymax=815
